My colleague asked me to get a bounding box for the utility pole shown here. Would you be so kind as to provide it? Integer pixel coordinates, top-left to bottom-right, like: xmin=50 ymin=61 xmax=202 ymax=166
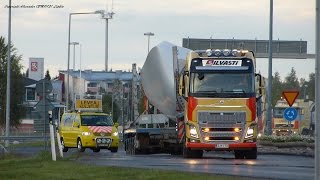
xmin=266 ymin=0 xmax=273 ymax=136
xmin=131 ymin=63 xmax=139 ymax=122
xmin=5 ymin=0 xmax=12 ymax=148
xmin=315 ymin=1 xmax=320 ymax=179
xmin=101 ymin=1 xmax=115 ymax=72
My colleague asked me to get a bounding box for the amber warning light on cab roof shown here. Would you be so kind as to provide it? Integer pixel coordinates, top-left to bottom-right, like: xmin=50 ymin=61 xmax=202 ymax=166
xmin=195 ymin=49 xmax=250 ymax=57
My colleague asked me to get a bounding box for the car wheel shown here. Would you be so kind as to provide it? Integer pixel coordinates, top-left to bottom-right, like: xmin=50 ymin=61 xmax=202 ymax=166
xmin=93 ymin=148 xmax=100 ymax=153
xmin=77 ymin=139 xmax=85 ymax=152
xmin=110 ymin=147 xmax=118 ymax=153
xmin=61 ymin=138 xmax=68 ymax=152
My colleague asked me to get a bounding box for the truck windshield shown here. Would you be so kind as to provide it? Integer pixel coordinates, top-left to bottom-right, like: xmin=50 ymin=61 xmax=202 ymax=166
xmin=190 ymin=72 xmax=254 ymax=94
xmin=81 ymin=115 xmax=113 ymax=126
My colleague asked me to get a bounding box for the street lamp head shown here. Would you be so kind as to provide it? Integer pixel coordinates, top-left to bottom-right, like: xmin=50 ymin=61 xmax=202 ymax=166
xmin=94 ymin=10 xmax=105 ymax=14
xmin=102 ymin=11 xmax=115 ymax=19
xmin=144 ymin=32 xmax=154 ymax=36
xmin=70 ymin=42 xmax=79 ymax=45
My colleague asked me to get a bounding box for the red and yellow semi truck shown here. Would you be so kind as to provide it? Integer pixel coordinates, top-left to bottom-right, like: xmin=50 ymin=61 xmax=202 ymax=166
xmin=125 ymin=42 xmax=263 ymax=159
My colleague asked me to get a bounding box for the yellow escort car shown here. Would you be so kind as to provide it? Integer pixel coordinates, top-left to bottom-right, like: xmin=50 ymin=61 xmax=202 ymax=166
xmin=59 ymin=96 xmax=119 ymax=153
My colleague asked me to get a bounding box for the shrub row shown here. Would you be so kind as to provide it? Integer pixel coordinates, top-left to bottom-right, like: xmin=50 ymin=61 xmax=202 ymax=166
xmin=258 ymin=135 xmax=314 ymax=143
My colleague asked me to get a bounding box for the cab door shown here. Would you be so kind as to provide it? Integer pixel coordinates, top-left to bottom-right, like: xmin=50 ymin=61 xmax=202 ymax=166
xmin=70 ymin=114 xmax=81 ymax=146
xmin=60 ymin=114 xmax=73 ymax=147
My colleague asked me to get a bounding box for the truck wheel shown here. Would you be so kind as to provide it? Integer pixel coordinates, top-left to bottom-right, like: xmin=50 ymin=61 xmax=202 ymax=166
xmin=93 ymin=148 xmax=100 ymax=153
xmin=193 ymin=150 xmax=203 ymax=158
xmin=183 ymin=139 xmax=196 ymax=158
xmin=61 ymin=138 xmax=68 ymax=152
xmin=245 ymin=148 xmax=257 ymax=159
xmin=110 ymin=147 xmax=118 ymax=153
xmin=77 ymin=138 xmax=85 ymax=152
xmin=234 ymin=150 xmax=245 ymax=159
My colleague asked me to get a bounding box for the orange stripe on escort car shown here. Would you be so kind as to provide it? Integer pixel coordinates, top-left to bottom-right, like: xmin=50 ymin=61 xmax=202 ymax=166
xmin=88 ymin=126 xmax=113 ymax=133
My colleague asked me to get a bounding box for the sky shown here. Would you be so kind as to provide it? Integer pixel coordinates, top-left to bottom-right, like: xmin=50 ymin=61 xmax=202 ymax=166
xmin=0 ymin=0 xmax=316 ymax=80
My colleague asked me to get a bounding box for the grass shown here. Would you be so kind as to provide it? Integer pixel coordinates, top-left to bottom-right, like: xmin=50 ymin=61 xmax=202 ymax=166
xmin=0 ymin=151 xmax=241 ymax=180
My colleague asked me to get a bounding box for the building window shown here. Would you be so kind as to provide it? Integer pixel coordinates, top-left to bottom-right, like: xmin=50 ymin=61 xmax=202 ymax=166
xmin=26 ymin=88 xmax=36 ymax=101
xmin=88 ymin=82 xmax=98 ymax=87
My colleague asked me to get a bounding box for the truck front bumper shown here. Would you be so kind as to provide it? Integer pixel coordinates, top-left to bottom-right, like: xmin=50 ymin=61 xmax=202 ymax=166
xmin=186 ymin=142 xmax=257 ymax=151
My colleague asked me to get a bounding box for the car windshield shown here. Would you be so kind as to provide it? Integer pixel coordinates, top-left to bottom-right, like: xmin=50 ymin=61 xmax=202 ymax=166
xmin=190 ymin=72 xmax=254 ymax=93
xmin=81 ymin=115 xmax=113 ymax=126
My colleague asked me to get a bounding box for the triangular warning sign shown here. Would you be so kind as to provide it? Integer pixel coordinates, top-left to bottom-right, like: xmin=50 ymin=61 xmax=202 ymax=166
xmin=282 ymin=91 xmax=299 ymax=107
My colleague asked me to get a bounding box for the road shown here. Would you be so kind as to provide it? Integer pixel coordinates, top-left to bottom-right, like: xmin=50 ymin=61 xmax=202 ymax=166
xmin=69 ymin=147 xmax=314 ymax=180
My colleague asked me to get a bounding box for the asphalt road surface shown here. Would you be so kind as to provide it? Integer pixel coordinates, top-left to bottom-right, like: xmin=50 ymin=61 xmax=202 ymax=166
xmin=68 ymin=147 xmax=314 ymax=180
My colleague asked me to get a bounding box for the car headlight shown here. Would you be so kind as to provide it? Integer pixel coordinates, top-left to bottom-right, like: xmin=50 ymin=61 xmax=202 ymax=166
xmin=245 ymin=127 xmax=254 ymax=139
xmin=189 ymin=125 xmax=198 ymax=138
xmin=82 ymin=132 xmax=91 ymax=136
xmin=112 ymin=132 xmax=118 ymax=136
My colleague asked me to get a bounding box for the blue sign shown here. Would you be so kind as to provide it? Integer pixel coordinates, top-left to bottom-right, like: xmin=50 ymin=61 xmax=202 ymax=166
xmin=283 ymin=107 xmax=298 ymax=121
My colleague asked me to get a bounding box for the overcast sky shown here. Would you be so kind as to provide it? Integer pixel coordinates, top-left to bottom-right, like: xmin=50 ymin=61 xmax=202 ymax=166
xmin=0 ymin=0 xmax=316 ymax=79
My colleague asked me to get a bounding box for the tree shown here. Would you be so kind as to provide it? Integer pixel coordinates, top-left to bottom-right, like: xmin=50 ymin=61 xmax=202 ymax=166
xmin=305 ymin=73 xmax=315 ymax=101
xmin=0 ymin=36 xmax=26 ymax=128
xmin=283 ymin=67 xmax=300 ymax=90
xmin=272 ymin=72 xmax=283 ymax=106
xmin=45 ymin=69 xmax=51 ymax=80
xmin=102 ymin=94 xmax=119 ymax=122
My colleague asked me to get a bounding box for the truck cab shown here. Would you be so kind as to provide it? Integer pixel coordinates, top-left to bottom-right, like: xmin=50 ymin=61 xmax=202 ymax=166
xmin=179 ymin=49 xmax=262 ymax=159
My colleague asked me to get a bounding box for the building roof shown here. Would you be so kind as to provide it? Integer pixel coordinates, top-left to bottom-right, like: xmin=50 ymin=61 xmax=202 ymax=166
xmin=23 ymin=77 xmax=38 ymax=87
xmin=59 ymin=70 xmax=135 ymax=82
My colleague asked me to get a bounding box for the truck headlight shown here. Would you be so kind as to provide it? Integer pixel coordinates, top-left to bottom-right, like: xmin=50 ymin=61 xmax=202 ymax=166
xmin=189 ymin=125 xmax=198 ymax=138
xmin=82 ymin=132 xmax=91 ymax=136
xmin=245 ymin=126 xmax=254 ymax=139
xmin=112 ymin=132 xmax=118 ymax=136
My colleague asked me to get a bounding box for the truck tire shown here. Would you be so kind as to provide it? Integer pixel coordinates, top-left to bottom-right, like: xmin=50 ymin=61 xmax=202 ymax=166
xmin=244 ymin=148 xmax=257 ymax=159
xmin=77 ymin=138 xmax=85 ymax=152
xmin=234 ymin=150 xmax=245 ymax=159
xmin=183 ymin=145 xmax=193 ymax=158
xmin=93 ymin=148 xmax=100 ymax=153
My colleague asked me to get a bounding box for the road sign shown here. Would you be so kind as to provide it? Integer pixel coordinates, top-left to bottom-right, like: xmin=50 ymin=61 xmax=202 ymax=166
xmin=283 ymin=107 xmax=298 ymax=121
xmin=282 ymin=90 xmax=299 ymax=107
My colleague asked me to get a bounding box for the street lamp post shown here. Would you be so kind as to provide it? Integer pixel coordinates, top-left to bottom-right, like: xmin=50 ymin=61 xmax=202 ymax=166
xmin=70 ymin=42 xmax=79 ymax=109
xmin=144 ymin=32 xmax=155 ymax=54
xmin=70 ymin=42 xmax=79 ymax=70
xmin=101 ymin=11 xmax=115 ymax=72
xmin=66 ymin=11 xmax=104 ymax=111
xmin=5 ymin=0 xmax=12 ymax=148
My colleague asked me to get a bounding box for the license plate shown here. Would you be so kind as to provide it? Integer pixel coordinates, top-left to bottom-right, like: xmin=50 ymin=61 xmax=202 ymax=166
xmin=215 ymin=144 xmax=229 ymax=148
xmin=97 ymin=144 xmax=110 ymax=147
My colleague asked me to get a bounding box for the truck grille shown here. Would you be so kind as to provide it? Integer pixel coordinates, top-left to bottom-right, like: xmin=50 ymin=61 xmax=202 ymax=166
xmin=93 ymin=132 xmax=111 ymax=136
xmin=198 ymin=111 xmax=246 ymax=142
